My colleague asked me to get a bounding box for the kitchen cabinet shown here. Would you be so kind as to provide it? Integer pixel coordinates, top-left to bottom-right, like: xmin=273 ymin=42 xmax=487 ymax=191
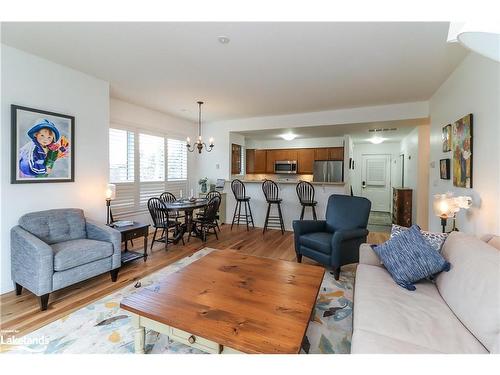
xmin=254 ymin=150 xmax=267 ymax=173
xmin=246 ymin=149 xmax=266 ymax=174
xmin=248 ymin=147 xmax=344 ymax=174
xmin=314 ymin=148 xmax=330 ymax=161
xmin=266 ymin=150 xmax=276 ymax=173
xmin=246 ymin=149 xmax=255 ymax=174
xmin=297 ymin=148 xmax=315 ymax=174
xmin=231 ymin=144 xmax=242 ymax=175
xmin=328 ymin=147 xmax=344 ymax=161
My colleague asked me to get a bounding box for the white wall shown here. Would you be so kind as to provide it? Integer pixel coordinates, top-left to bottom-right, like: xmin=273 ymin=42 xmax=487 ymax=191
xmin=400 ymin=125 xmax=430 ymax=228
xmin=1 ymin=45 xmax=110 ymax=293
xmin=244 ymin=136 xmax=344 ymax=149
xmin=400 ymin=128 xmax=419 ymax=224
xmin=429 ymin=53 xmax=500 ymax=235
xmin=200 ymin=101 xmax=429 ymax=182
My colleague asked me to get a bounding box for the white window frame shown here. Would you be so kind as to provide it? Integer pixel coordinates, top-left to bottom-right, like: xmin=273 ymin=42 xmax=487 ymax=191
xmin=108 ymin=122 xmax=190 ymax=218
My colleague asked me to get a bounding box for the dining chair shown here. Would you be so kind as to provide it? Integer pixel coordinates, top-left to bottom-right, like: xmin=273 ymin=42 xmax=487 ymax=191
xmin=192 ymin=196 xmax=221 ymax=242
xmin=147 ymin=197 xmax=184 ymax=250
xmin=196 ymin=191 xmax=222 ymax=231
xmin=160 ymin=192 xmax=185 ymax=222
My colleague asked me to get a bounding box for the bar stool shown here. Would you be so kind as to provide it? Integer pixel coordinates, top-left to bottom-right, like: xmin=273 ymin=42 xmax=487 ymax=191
xmin=296 ymin=181 xmax=318 ymax=220
xmin=262 ymin=179 xmax=285 ymax=234
xmin=230 ymin=179 xmax=255 ymax=231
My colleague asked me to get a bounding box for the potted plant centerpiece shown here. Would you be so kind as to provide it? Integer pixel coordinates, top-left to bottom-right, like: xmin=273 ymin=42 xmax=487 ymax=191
xmin=198 ymin=177 xmax=209 ymax=194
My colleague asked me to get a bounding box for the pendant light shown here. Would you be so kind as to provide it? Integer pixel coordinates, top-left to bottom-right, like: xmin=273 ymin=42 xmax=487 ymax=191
xmin=186 ymin=101 xmax=214 ymax=153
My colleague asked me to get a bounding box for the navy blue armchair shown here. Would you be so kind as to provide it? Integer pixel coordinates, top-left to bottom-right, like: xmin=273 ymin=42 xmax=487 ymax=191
xmin=292 ymin=194 xmax=371 ymax=279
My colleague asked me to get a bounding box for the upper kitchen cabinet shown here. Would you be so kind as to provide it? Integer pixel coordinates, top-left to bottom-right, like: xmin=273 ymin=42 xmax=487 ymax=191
xmin=297 ymin=148 xmax=315 ymax=174
xmin=246 ymin=149 xmax=266 ymax=174
xmin=231 ymin=143 xmax=242 ymax=175
xmin=314 ymin=148 xmax=330 ymax=161
xmin=328 ymin=147 xmax=344 ymax=161
xmin=266 ymin=149 xmax=298 ymax=173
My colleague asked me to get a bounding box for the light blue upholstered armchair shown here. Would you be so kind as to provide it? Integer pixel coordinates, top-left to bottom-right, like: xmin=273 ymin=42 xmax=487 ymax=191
xmin=11 ymin=208 xmax=121 ymax=311
xmin=293 ymin=194 xmax=371 ymax=280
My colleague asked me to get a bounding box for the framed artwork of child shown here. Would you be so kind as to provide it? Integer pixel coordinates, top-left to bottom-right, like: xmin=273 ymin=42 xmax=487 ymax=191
xmin=11 ymin=105 xmax=75 ymax=184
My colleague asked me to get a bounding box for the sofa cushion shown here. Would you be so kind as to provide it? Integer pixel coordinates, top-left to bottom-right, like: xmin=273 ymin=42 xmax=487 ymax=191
xmin=19 ymin=208 xmax=87 ymax=245
xmin=352 ymin=264 xmax=488 ymax=353
xmin=436 ymin=232 xmax=500 ymax=352
xmin=299 ymin=232 xmax=332 ymax=254
xmin=52 ymin=239 xmax=113 ymax=271
xmin=372 ymin=225 xmax=450 ymax=290
xmin=391 ymin=224 xmax=448 ymax=252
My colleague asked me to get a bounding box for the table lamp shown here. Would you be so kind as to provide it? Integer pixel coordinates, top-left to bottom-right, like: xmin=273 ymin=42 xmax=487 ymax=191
xmin=105 ymin=184 xmax=116 ymax=225
xmin=433 ymin=193 xmax=472 ymax=233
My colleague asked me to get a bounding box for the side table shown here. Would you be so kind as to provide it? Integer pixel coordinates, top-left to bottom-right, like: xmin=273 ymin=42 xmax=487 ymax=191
xmin=112 ymin=222 xmax=150 ymax=264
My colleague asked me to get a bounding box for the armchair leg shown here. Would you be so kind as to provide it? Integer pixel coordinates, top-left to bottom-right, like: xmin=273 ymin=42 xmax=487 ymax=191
xmin=333 ymin=266 xmax=340 ymax=280
xmin=296 ymin=254 xmax=303 ymax=263
xmin=110 ymin=268 xmax=119 ymax=282
xmin=39 ymin=293 xmax=50 ymax=311
xmin=15 ymin=283 xmax=23 ymax=296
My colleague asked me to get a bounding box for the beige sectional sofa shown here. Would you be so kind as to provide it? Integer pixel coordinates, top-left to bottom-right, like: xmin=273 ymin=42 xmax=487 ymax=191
xmin=351 ymin=231 xmax=500 ymax=354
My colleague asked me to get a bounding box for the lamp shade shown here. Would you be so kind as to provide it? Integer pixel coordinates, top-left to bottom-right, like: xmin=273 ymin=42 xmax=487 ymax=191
xmin=105 ymin=184 xmax=116 ymax=200
xmin=433 ymin=193 xmax=455 ymax=218
xmin=433 ymin=193 xmax=472 ymax=218
xmin=448 ymin=22 xmax=500 ymax=62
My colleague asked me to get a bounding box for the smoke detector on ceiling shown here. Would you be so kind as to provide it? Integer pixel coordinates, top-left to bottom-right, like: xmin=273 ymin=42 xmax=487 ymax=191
xmin=218 ymin=36 xmax=230 ymax=44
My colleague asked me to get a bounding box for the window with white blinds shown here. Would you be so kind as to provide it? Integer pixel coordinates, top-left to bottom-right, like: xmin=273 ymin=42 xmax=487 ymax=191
xmin=109 ymin=128 xmax=134 ymax=183
xmin=109 ymin=128 xmax=189 ymax=218
xmin=139 ymin=133 xmax=165 ymax=182
xmin=167 ymin=138 xmax=187 ymax=181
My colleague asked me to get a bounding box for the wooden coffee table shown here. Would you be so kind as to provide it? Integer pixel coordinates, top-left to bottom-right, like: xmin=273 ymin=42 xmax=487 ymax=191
xmin=120 ymin=250 xmax=324 ymax=354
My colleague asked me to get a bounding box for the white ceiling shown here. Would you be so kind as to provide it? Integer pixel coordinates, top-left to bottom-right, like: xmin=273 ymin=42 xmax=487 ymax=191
xmin=1 ymin=22 xmax=467 ymax=121
xmin=237 ymin=118 xmax=428 ymax=144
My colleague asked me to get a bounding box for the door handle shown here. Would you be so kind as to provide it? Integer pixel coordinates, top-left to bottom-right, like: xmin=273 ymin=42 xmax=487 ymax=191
xmin=362 ymin=181 xmax=366 ymax=188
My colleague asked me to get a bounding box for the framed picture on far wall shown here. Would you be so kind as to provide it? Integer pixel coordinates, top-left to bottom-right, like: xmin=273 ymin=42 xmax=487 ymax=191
xmin=452 ymin=114 xmax=473 ymax=188
xmin=11 ymin=105 xmax=75 ymax=184
xmin=442 ymin=124 xmax=452 ymax=152
xmin=440 ymin=159 xmax=450 ymax=180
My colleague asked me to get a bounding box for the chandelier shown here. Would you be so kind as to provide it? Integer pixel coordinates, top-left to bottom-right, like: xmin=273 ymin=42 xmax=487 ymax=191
xmin=186 ymin=101 xmax=214 ymax=153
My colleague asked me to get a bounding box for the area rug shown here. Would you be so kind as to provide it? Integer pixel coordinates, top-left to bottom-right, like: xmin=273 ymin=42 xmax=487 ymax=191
xmin=4 ymin=248 xmax=354 ymax=354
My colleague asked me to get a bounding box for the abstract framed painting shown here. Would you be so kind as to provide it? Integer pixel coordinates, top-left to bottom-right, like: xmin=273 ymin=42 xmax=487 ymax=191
xmin=11 ymin=105 xmax=75 ymax=184
xmin=452 ymin=114 xmax=473 ymax=188
xmin=439 ymin=159 xmax=450 ymax=180
xmin=442 ymin=124 xmax=452 ymax=152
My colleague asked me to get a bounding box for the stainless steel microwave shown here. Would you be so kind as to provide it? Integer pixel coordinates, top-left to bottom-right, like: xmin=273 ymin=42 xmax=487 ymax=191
xmin=274 ymin=160 xmax=297 ymax=174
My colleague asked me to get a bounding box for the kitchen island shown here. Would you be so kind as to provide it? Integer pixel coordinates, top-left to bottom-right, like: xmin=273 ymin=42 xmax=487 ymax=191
xmin=222 ymin=179 xmax=347 ymax=231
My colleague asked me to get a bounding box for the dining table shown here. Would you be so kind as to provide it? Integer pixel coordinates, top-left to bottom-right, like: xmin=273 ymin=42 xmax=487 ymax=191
xmin=162 ymin=198 xmax=209 ymax=243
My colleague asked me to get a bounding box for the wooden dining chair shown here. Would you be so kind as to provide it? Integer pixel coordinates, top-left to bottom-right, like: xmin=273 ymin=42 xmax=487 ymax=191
xmin=147 ymin=197 xmax=184 ymax=250
xmin=192 ymin=196 xmax=221 ymax=242
xmin=196 ymin=191 xmax=222 ymax=231
xmin=160 ymin=192 xmax=185 ymax=222
xmin=296 ymin=181 xmax=318 ymax=220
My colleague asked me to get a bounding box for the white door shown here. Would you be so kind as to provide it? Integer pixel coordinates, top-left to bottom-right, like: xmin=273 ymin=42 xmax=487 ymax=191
xmin=361 ymin=154 xmax=391 ymax=212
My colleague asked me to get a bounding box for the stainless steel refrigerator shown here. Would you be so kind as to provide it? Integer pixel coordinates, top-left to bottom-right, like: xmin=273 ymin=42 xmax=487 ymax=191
xmin=313 ymin=160 xmax=343 ymax=182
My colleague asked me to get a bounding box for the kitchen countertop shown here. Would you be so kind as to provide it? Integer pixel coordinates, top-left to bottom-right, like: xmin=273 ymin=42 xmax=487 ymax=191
xmin=227 ymin=179 xmax=345 ymax=186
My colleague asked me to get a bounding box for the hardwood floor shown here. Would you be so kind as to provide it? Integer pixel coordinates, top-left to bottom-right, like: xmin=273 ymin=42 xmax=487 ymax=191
xmin=0 ymin=224 xmax=388 ymax=340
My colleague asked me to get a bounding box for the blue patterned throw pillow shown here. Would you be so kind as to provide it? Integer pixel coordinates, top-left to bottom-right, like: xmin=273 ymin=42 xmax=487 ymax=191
xmin=390 ymin=224 xmax=448 ymax=252
xmin=372 ymin=225 xmax=450 ymax=291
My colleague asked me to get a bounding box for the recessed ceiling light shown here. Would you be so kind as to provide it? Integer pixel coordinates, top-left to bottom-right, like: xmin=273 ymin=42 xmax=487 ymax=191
xmin=218 ymin=36 xmax=230 ymax=44
xmin=280 ymin=133 xmax=297 ymax=141
xmin=369 ymin=136 xmax=385 ymax=144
